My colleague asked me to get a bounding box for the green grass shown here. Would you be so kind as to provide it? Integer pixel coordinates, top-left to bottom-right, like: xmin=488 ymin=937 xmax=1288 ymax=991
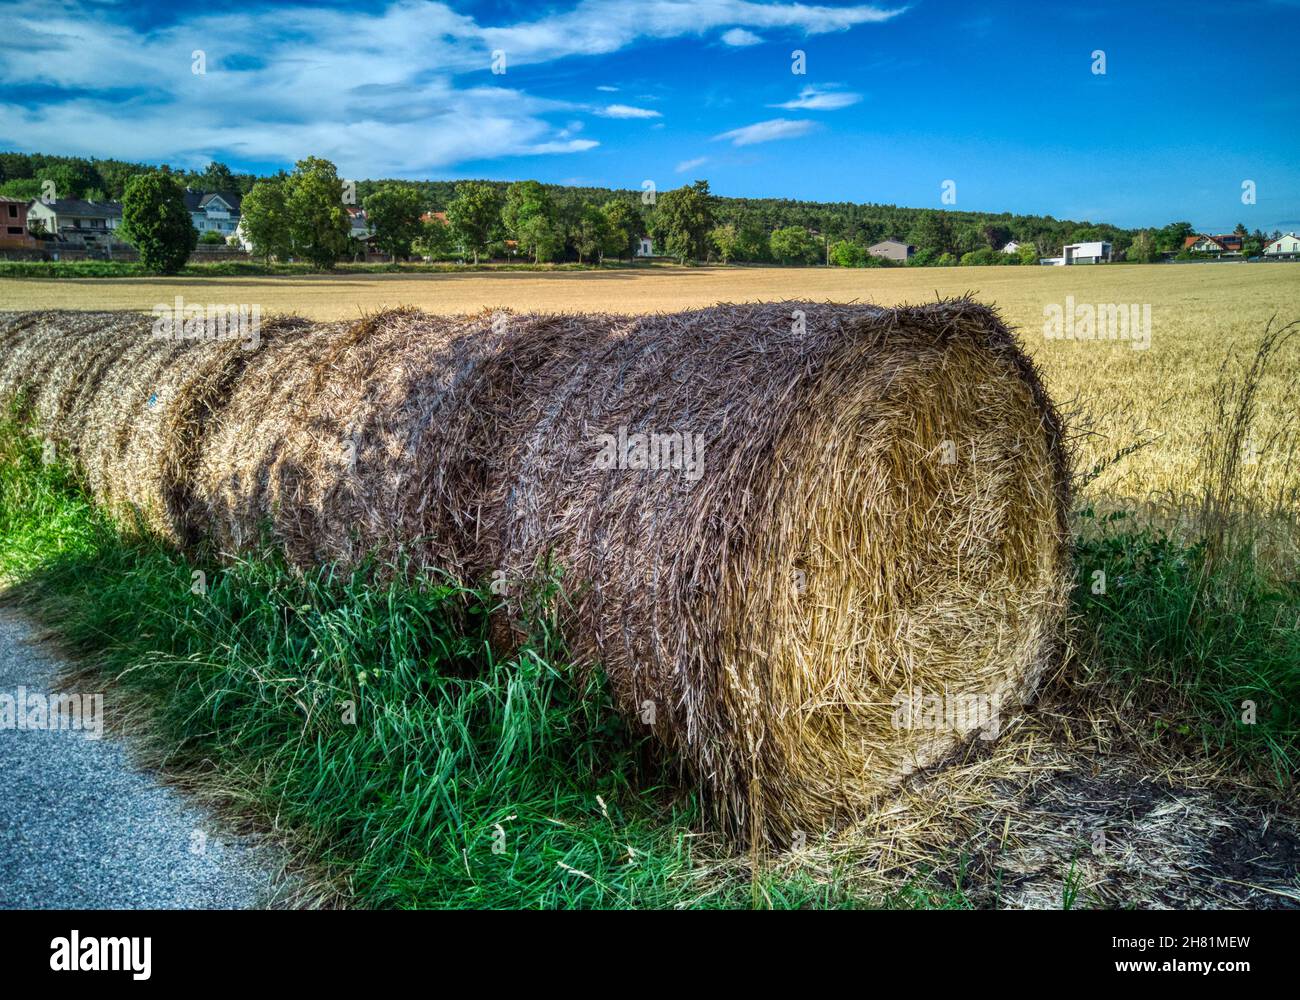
xmin=1073 ymin=508 xmax=1300 ymax=787
xmin=0 ymin=259 xmax=641 ymax=280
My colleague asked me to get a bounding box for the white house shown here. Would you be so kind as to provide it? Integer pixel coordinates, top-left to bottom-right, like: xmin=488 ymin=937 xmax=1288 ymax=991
xmin=184 ymin=190 xmax=242 ymax=238
xmin=1263 ymin=232 xmax=1300 ymax=257
xmin=1062 ymin=241 xmax=1112 ymax=264
xmin=636 ymin=236 xmax=654 ymax=257
xmin=1001 ymin=240 xmax=1023 ymax=255
xmin=25 ymin=198 xmax=123 ymax=249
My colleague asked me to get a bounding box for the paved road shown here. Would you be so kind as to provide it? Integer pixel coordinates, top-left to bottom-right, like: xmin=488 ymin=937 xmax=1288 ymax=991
xmin=0 ymin=605 xmax=281 ymax=909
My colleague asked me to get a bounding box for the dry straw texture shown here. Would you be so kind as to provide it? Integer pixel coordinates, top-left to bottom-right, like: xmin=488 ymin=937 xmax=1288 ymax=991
xmin=0 ymin=301 xmax=1071 ymax=839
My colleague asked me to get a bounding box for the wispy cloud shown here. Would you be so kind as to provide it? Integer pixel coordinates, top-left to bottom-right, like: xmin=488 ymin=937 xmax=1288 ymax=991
xmin=772 ymin=85 xmax=863 ymax=110
xmin=713 ymin=118 xmax=816 ymax=146
xmin=721 ymin=28 xmax=763 ymax=46
xmin=0 ymin=0 xmax=903 ymax=173
xmin=598 ymin=104 xmax=662 ymax=119
xmin=676 ymin=156 xmax=709 ymax=172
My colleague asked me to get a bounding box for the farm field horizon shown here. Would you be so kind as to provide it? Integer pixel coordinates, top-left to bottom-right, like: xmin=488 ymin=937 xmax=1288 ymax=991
xmin=2 ymin=260 xmax=1294 ymax=322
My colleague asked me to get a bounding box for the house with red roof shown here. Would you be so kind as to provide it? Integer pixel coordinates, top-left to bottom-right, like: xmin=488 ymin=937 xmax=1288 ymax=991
xmin=1183 ymin=233 xmax=1243 ymax=255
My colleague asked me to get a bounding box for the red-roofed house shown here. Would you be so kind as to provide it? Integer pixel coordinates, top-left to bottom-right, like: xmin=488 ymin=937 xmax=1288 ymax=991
xmin=1184 ymin=233 xmax=1243 ymax=255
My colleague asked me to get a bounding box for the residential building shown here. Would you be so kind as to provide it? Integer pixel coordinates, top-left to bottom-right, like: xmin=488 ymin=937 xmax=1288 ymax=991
xmin=184 ymin=190 xmax=242 ymax=239
xmin=346 ymin=205 xmax=372 ymax=241
xmin=867 ymin=238 xmax=915 ymax=262
xmin=637 ymin=236 xmax=654 ymax=257
xmin=1001 ymin=240 xmax=1023 ymax=255
xmin=25 ymin=198 xmax=123 ymax=249
xmin=1062 ymin=241 xmax=1111 ymax=264
xmin=1183 ymin=233 xmax=1243 ymax=255
xmin=0 ymin=196 xmax=36 ymax=248
xmin=1263 ymin=232 xmax=1300 ymax=257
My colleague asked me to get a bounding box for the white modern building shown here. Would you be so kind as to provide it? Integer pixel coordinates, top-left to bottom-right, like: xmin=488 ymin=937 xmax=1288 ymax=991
xmin=1062 ymin=241 xmax=1112 ymax=264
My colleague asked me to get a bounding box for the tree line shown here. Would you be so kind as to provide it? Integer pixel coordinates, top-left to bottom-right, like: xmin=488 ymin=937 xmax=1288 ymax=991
xmin=5 ymin=149 xmax=1286 ymax=268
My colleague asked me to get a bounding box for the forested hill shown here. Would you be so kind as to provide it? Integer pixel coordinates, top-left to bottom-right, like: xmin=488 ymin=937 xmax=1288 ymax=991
xmin=354 ymin=180 xmax=1133 ymax=257
xmin=0 ymin=150 xmax=1138 ymax=256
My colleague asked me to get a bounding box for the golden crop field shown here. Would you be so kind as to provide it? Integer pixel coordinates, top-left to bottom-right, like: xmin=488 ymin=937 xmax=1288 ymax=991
xmin=3 ymin=263 xmax=1297 ymax=516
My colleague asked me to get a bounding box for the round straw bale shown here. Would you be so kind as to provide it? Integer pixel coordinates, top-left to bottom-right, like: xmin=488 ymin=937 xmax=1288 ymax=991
xmin=182 ymin=300 xmax=1071 ymax=839
xmin=2 ymin=300 xmax=1071 ymax=840
xmin=453 ymin=300 xmax=1071 ymax=839
xmin=27 ymin=313 xmax=148 ymax=448
xmin=74 ymin=314 xmax=310 ymax=540
xmin=0 ymin=311 xmax=79 ymax=417
xmin=189 ymin=317 xmax=347 ymax=555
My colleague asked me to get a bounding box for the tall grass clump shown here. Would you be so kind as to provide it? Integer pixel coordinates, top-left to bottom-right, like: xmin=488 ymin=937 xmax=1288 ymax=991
xmin=1072 ymin=317 xmax=1300 ymax=789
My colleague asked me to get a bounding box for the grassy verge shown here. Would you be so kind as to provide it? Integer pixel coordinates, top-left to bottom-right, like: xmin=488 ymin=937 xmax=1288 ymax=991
xmin=1072 ymin=509 xmax=1299 ymax=788
xmin=0 ymin=259 xmax=644 ymax=280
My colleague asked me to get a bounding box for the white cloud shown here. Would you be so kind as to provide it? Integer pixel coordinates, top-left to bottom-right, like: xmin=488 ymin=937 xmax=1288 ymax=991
xmin=596 ymin=85 xmax=620 ymax=92
xmin=526 ymin=139 xmax=601 ymax=154
xmin=598 ymin=104 xmax=662 ymax=119
xmin=713 ymin=118 xmax=816 ymax=146
xmin=0 ymin=0 xmax=902 ymax=173
xmin=772 ymin=85 xmax=863 ymax=110
xmin=721 ymin=28 xmax=763 ymax=46
xmin=676 ymin=156 xmax=709 ymax=172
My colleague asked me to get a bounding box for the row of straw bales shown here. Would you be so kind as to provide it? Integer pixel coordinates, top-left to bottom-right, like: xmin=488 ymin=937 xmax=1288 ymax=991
xmin=0 ymin=301 xmax=1072 ymax=840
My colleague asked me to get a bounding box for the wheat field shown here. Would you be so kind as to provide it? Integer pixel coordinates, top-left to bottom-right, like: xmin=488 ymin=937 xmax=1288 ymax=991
xmin=3 ymin=263 xmax=1297 ymax=515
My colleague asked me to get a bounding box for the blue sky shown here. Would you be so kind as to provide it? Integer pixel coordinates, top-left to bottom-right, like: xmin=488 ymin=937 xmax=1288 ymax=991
xmin=2 ymin=0 xmax=1297 ymax=231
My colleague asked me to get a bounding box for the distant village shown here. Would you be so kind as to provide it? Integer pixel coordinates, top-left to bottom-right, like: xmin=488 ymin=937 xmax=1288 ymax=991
xmin=2 ymin=189 xmax=1298 ymax=265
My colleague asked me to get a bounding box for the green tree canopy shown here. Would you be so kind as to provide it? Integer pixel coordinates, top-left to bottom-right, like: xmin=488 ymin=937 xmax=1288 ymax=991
xmin=710 ymin=223 xmax=740 ymax=264
xmin=908 ymin=212 xmax=955 ymax=256
xmin=829 ymin=239 xmax=866 ymax=267
xmin=572 ymin=202 xmax=616 ymax=264
xmin=447 ymin=181 xmax=503 ymax=263
xmin=239 ymin=177 xmax=291 ymax=262
xmin=118 ymin=171 xmax=197 ymax=274
xmin=363 ymin=184 xmax=425 ymax=260
xmin=601 ymin=199 xmax=644 ymax=260
xmin=501 ymin=180 xmax=558 ymax=262
xmin=652 ymin=181 xmax=715 ymax=263
xmin=768 ymin=225 xmax=818 ymax=264
xmin=284 ymin=156 xmax=350 ymax=269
